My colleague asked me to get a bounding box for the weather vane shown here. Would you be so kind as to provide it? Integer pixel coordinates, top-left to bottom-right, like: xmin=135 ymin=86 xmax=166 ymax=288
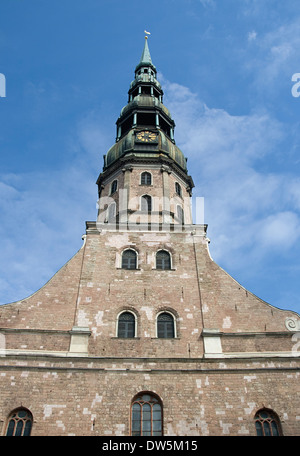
xmin=144 ymin=30 xmax=151 ymax=39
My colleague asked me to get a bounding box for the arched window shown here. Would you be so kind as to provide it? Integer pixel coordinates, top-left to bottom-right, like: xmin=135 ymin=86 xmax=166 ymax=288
xmin=156 ymin=250 xmax=171 ymax=270
xmin=110 ymin=179 xmax=118 ymax=195
xmin=141 ymin=195 xmax=152 ymax=212
xmin=6 ymin=408 xmax=33 ymax=436
xmin=175 ymin=182 xmax=182 ymax=197
xmin=122 ymin=249 xmax=137 ymax=269
xmin=117 ymin=311 xmax=136 ymax=338
xmin=177 ymin=205 xmax=184 ymax=224
xmin=141 ymin=172 xmax=152 ymax=186
xmin=131 ymin=393 xmax=162 ymax=436
xmin=254 ymin=409 xmax=282 ymax=436
xmin=157 ymin=312 xmax=175 ymax=338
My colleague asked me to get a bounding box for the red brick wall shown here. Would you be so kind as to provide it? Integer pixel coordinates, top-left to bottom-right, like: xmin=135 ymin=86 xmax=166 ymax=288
xmin=0 ymin=357 xmax=298 ymax=436
xmin=0 ymin=225 xmax=299 ymax=436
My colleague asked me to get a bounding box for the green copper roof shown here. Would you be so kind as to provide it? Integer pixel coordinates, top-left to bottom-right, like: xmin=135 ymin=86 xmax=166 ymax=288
xmin=135 ymin=37 xmax=156 ymax=72
xmin=104 ymin=129 xmax=187 ymax=171
xmin=140 ymin=37 xmax=152 ymax=64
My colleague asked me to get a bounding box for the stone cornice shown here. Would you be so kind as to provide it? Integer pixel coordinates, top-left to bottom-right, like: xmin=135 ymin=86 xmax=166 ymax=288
xmin=85 ymin=221 xmax=208 ymax=235
xmin=0 ymin=350 xmax=299 ymax=364
xmin=97 ymin=153 xmax=194 ymax=189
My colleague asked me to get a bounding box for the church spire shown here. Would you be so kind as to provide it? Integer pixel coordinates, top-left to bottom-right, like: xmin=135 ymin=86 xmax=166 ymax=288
xmin=96 ymin=37 xmax=194 ymax=227
xmin=138 ymin=35 xmax=153 ymax=67
xmin=99 ymin=36 xmax=192 ymax=174
xmin=135 ymin=34 xmax=156 ymax=75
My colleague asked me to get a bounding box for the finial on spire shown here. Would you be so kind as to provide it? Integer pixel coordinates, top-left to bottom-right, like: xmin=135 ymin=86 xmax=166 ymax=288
xmin=144 ymin=30 xmax=151 ymax=39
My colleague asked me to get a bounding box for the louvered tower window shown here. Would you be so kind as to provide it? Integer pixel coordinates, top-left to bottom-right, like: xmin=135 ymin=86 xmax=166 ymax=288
xmin=141 ymin=172 xmax=152 ymax=185
xmin=157 ymin=312 xmax=175 ymax=338
xmin=110 ymin=179 xmax=118 ymax=195
xmin=141 ymin=195 xmax=152 ymax=212
xmin=177 ymin=206 xmax=184 ymax=224
xmin=175 ymin=182 xmax=182 ymax=197
xmin=107 ymin=202 xmax=116 ymax=221
xmin=117 ymin=312 xmax=135 ymax=338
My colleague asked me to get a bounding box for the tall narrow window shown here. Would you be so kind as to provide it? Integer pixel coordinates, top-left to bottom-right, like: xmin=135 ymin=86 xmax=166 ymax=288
xmin=110 ymin=179 xmax=118 ymax=195
xmin=177 ymin=205 xmax=184 ymax=224
xmin=141 ymin=172 xmax=152 ymax=186
xmin=107 ymin=202 xmax=116 ymax=222
xmin=175 ymin=182 xmax=182 ymax=197
xmin=156 ymin=250 xmax=171 ymax=270
xmin=141 ymin=195 xmax=152 ymax=212
xmin=6 ymin=408 xmax=33 ymax=436
xmin=131 ymin=393 xmax=162 ymax=436
xmin=254 ymin=409 xmax=282 ymax=436
xmin=117 ymin=312 xmax=135 ymax=338
xmin=157 ymin=312 xmax=175 ymax=338
xmin=122 ymin=249 xmax=137 ymax=269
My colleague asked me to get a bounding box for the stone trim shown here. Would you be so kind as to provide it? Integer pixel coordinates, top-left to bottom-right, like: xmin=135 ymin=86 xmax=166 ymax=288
xmin=202 ymin=329 xmax=222 ymax=356
xmin=87 ymin=220 xmax=208 ymax=235
xmin=69 ymin=326 xmax=91 ymax=355
xmin=0 ymin=327 xmax=70 ymax=335
xmin=201 ymin=328 xmax=300 ymax=359
xmin=285 ymin=317 xmax=300 ymax=331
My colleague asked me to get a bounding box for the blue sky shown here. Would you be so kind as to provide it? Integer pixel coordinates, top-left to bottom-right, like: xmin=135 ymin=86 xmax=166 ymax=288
xmin=0 ymin=0 xmax=300 ymax=316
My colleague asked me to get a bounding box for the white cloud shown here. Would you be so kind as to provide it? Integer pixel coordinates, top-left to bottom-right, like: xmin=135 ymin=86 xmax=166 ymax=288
xmin=244 ymin=18 xmax=300 ymax=95
xmin=0 ymin=115 xmax=108 ymax=304
xmin=1 ymin=77 xmax=299 ymax=313
xmin=198 ymin=0 xmax=215 ymax=8
xmin=258 ymin=211 xmax=300 ymax=250
xmin=248 ymin=31 xmax=257 ymax=42
xmin=162 ymin=77 xmax=300 ymax=272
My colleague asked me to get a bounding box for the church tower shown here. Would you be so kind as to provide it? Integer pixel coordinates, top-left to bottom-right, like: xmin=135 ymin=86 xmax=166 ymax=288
xmin=96 ymin=36 xmax=194 ymax=228
xmin=0 ymin=38 xmax=299 ymax=437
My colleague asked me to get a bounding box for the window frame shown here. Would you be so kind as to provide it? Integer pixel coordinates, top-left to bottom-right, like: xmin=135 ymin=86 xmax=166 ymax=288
xmin=175 ymin=182 xmax=182 ymax=197
xmin=121 ymin=248 xmax=138 ymax=270
xmin=156 ymin=311 xmax=176 ymax=339
xmin=107 ymin=202 xmax=116 ymax=222
xmin=110 ymin=179 xmax=118 ymax=195
xmin=254 ymin=408 xmax=283 ymax=436
xmin=141 ymin=194 xmax=152 ymax=212
xmin=140 ymin=171 xmax=152 ymax=186
xmin=5 ymin=408 xmax=33 ymax=436
xmin=131 ymin=392 xmax=163 ymax=436
xmin=117 ymin=311 xmax=137 ymax=338
xmin=156 ymin=250 xmax=172 ymax=270
xmin=177 ymin=205 xmax=184 ymax=224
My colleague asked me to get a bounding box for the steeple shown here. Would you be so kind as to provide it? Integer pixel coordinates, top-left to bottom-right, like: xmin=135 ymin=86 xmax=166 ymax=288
xmin=128 ymin=36 xmax=162 ymax=107
xmin=103 ymin=37 xmax=188 ymax=167
xmin=96 ymin=37 xmax=194 ymax=228
xmin=98 ymin=37 xmax=191 ymax=174
xmin=135 ymin=36 xmax=156 ymax=73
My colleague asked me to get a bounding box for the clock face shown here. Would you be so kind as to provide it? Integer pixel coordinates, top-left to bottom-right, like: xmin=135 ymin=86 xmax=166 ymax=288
xmin=136 ymin=130 xmax=157 ymax=142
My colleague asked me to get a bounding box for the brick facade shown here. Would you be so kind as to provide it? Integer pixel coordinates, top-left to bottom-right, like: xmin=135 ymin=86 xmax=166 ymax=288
xmin=0 ymin=39 xmax=299 ymax=436
xmin=0 ymin=225 xmax=299 ymax=436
